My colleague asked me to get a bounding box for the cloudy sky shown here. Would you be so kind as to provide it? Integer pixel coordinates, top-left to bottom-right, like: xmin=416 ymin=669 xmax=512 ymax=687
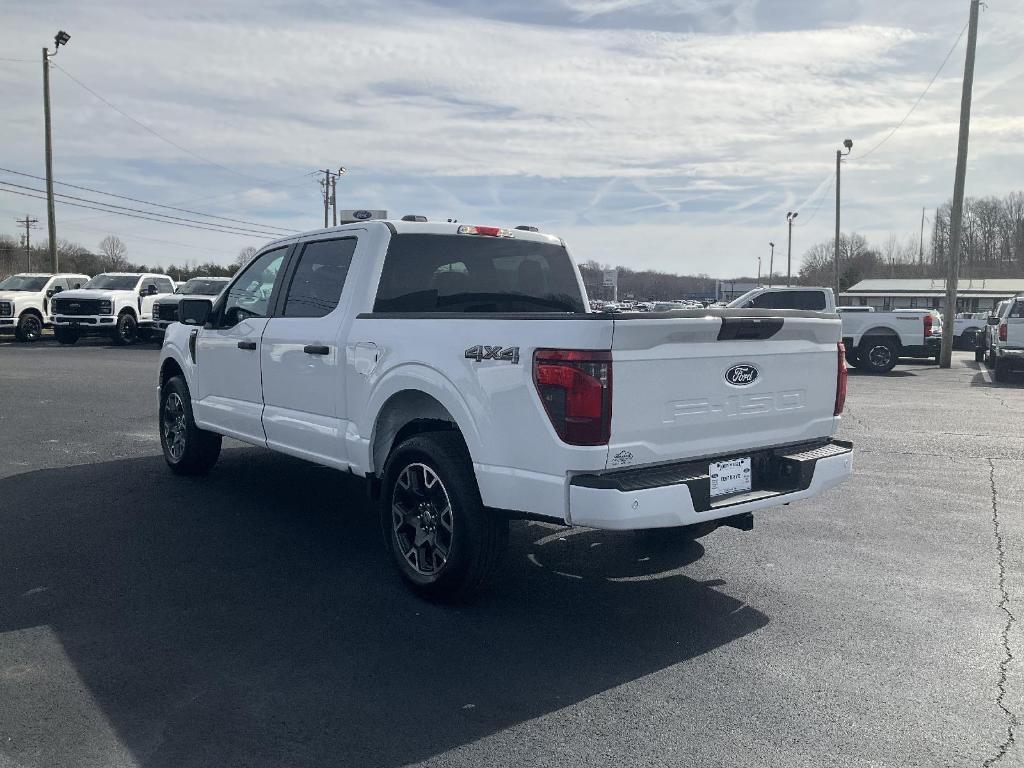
xmin=1 ymin=0 xmax=1022 ymax=277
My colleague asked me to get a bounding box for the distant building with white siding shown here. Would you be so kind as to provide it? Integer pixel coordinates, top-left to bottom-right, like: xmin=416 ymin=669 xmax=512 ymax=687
xmin=840 ymin=278 xmax=1024 ymax=313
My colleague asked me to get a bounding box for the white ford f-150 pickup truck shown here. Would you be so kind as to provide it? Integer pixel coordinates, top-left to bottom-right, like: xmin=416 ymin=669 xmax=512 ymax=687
xmin=51 ymin=272 xmax=176 ymax=345
xmin=158 ymin=221 xmax=853 ymax=599
xmin=729 ymin=287 xmax=937 ymax=373
xmin=0 ymin=272 xmax=90 ymax=342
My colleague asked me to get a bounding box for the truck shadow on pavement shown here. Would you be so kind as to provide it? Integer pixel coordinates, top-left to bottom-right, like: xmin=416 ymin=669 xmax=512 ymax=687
xmin=0 ymin=449 xmax=768 ymax=768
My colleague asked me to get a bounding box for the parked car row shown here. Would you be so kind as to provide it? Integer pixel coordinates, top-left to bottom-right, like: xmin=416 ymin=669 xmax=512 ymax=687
xmin=0 ymin=272 xmax=230 ymax=345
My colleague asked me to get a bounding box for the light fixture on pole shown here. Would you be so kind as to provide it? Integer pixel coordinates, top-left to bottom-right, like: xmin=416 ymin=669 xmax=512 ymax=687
xmin=786 ymin=212 xmax=798 ymax=286
xmin=834 ymin=138 xmax=853 ymax=302
xmin=42 ymin=29 xmax=70 ymax=272
xmin=768 ymin=242 xmax=775 ymax=287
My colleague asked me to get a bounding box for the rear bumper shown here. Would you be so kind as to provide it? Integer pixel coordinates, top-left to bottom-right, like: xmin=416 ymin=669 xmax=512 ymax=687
xmin=568 ymin=439 xmax=853 ymax=530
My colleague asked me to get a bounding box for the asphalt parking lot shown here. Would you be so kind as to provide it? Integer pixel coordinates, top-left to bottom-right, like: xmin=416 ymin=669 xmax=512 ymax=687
xmin=0 ymin=338 xmax=1021 ymax=768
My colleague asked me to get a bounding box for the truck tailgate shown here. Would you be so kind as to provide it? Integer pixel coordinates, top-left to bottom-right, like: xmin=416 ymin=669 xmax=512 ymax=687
xmin=608 ymin=311 xmax=841 ymax=469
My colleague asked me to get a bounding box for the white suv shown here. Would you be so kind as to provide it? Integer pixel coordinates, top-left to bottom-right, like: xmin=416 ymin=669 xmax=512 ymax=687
xmin=51 ymin=272 xmax=175 ymax=345
xmin=0 ymin=273 xmax=90 ymax=342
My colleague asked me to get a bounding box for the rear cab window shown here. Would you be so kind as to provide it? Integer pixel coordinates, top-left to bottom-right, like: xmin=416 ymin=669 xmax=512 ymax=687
xmin=373 ymin=234 xmax=585 ymax=314
xmin=748 ymin=290 xmax=827 ymax=311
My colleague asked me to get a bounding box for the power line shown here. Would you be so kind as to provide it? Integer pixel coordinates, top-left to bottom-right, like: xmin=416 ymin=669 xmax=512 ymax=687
xmin=0 ymin=186 xmax=279 ymax=239
xmin=793 ymin=173 xmax=835 ymax=227
xmin=0 ymin=180 xmax=285 ymax=237
xmin=0 ymin=166 xmax=298 ymax=234
xmin=51 ymin=62 xmax=301 ymax=186
xmin=855 ymin=22 xmax=969 ymax=161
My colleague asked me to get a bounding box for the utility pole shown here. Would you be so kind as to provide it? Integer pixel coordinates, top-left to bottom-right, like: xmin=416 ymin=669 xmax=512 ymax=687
xmin=16 ymin=216 xmax=38 ymax=271
xmin=918 ymin=207 xmax=926 ymax=265
xmin=940 ymin=0 xmax=980 ymax=369
xmin=786 ymin=212 xmax=798 ymax=286
xmin=834 ymin=139 xmax=853 ymax=302
xmin=317 ymin=167 xmax=347 ymax=228
xmin=42 ymin=31 xmax=70 ymax=272
xmin=768 ymin=242 xmax=775 ymax=287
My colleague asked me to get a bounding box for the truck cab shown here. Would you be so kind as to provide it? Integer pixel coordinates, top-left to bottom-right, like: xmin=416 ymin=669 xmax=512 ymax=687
xmin=0 ymin=272 xmax=90 ymax=342
xmin=51 ymin=272 xmax=175 ymax=345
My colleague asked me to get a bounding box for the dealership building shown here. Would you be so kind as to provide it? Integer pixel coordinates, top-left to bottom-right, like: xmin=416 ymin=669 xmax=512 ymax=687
xmin=840 ymin=278 xmax=1024 ymax=313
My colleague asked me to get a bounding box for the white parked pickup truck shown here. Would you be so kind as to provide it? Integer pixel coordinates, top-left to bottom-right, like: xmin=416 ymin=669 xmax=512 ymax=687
xmin=979 ymin=296 xmax=1024 ymax=382
xmin=0 ymin=272 xmax=90 ymax=342
xmin=728 ymin=287 xmax=938 ymax=373
xmin=158 ymin=221 xmax=853 ymax=599
xmin=51 ymin=272 xmax=176 ymax=345
xmin=152 ymin=276 xmax=231 ymax=332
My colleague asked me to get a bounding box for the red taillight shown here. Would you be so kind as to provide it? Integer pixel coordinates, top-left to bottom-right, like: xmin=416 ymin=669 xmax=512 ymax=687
xmin=835 ymin=342 xmax=848 ymax=416
xmin=533 ymin=349 xmax=612 ymax=445
xmin=923 ymin=313 xmax=932 ymax=337
xmin=1000 ymin=322 xmax=1008 ymax=342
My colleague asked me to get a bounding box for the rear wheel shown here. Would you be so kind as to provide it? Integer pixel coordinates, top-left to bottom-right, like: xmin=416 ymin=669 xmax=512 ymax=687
xmin=112 ymin=312 xmax=137 ymax=345
xmin=54 ymin=327 xmax=80 ymax=345
xmin=160 ymin=376 xmax=222 ymax=475
xmin=994 ymin=360 xmax=1011 ymax=383
xmin=975 ymin=346 xmax=986 ymax=363
xmin=858 ymin=338 xmax=898 ymax=374
xmin=14 ymin=312 xmax=43 ymax=343
xmin=380 ymin=431 xmax=508 ymax=601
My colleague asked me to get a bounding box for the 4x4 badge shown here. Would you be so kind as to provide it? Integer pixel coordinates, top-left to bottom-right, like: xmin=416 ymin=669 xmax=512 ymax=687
xmin=465 ymin=345 xmax=520 ymax=364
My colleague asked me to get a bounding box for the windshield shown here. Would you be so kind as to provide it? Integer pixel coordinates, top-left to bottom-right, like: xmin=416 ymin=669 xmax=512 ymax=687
xmin=0 ymin=275 xmax=48 ymax=292
xmin=83 ymin=275 xmax=141 ymax=291
xmin=374 ymin=234 xmax=586 ymax=313
xmin=176 ymin=278 xmax=228 ymax=295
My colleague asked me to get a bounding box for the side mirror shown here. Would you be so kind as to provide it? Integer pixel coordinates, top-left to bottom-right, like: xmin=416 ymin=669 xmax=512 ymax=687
xmin=988 ymin=316 xmax=1000 ymax=326
xmin=180 ymin=298 xmax=213 ymax=326
xmin=145 ymin=285 xmax=158 ymax=296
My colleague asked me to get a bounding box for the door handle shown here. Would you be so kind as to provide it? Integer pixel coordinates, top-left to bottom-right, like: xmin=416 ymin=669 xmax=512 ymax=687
xmin=303 ymin=344 xmax=330 ymax=355
xmin=237 ymin=340 xmax=257 ymax=350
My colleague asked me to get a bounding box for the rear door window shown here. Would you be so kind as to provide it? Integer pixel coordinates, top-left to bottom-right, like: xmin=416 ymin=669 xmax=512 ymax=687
xmin=749 ymin=291 xmax=827 ymax=311
xmin=282 ymin=238 xmax=357 ymax=318
xmin=374 ymin=234 xmax=585 ymax=313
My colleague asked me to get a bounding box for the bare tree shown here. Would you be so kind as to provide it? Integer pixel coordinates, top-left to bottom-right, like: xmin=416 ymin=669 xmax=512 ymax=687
xmin=231 ymin=246 xmax=257 ymax=271
xmin=98 ymin=235 xmax=129 ymax=271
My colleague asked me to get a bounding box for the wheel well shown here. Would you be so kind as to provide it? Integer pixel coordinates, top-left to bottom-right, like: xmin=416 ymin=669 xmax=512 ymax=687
xmin=371 ymin=391 xmax=463 ymax=477
xmin=160 ymin=358 xmax=184 ymax=388
xmin=18 ymin=308 xmax=43 ymax=320
xmin=860 ymin=328 xmax=901 ymax=351
xmin=119 ymin=307 xmax=137 ymax=317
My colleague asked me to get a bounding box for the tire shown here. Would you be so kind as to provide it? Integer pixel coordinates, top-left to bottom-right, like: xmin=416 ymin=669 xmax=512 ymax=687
xmin=160 ymin=375 xmax=222 ymax=475
xmin=14 ymin=312 xmax=43 ymax=343
xmin=985 ymin=349 xmax=995 ymax=369
xmin=112 ymin=312 xmax=138 ymax=345
xmin=975 ymin=347 xmax=986 ymax=363
xmin=858 ymin=338 xmax=898 ymax=374
xmin=844 ymin=348 xmax=860 ymax=368
xmin=54 ymin=327 xmax=80 ymax=345
xmin=380 ymin=431 xmax=508 ymax=602
xmin=994 ymin=360 xmax=1011 ymax=383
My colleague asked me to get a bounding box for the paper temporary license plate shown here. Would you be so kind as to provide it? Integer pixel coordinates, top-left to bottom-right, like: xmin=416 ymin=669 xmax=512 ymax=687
xmin=709 ymin=457 xmax=752 ymax=498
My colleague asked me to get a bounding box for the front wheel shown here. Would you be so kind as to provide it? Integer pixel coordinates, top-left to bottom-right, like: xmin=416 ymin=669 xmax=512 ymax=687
xmin=380 ymin=432 xmax=508 ymax=602
xmin=54 ymin=327 xmax=80 ymax=345
xmin=160 ymin=376 xmax=222 ymax=475
xmin=15 ymin=313 xmax=43 ymax=342
xmin=975 ymin=346 xmax=986 ymax=363
xmin=858 ymin=338 xmax=899 ymax=374
xmin=112 ymin=312 xmax=138 ymax=345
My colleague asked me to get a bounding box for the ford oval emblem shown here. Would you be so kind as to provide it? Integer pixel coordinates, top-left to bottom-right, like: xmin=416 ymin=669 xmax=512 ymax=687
xmin=353 ymin=209 xmax=373 ymax=220
xmin=725 ymin=363 xmax=758 ymax=386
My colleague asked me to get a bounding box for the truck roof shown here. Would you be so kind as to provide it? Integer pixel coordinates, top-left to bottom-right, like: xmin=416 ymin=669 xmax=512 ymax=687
xmin=263 ymin=220 xmax=563 ymax=249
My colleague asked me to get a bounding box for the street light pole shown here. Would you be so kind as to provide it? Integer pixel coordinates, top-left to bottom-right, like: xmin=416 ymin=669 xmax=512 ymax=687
xmin=42 ymin=30 xmax=70 ymax=272
xmin=786 ymin=212 xmax=798 ymax=286
xmin=768 ymin=242 xmax=775 ymax=287
xmin=834 ymin=139 xmax=853 ymax=303
xmin=757 ymin=256 xmax=762 ymax=285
